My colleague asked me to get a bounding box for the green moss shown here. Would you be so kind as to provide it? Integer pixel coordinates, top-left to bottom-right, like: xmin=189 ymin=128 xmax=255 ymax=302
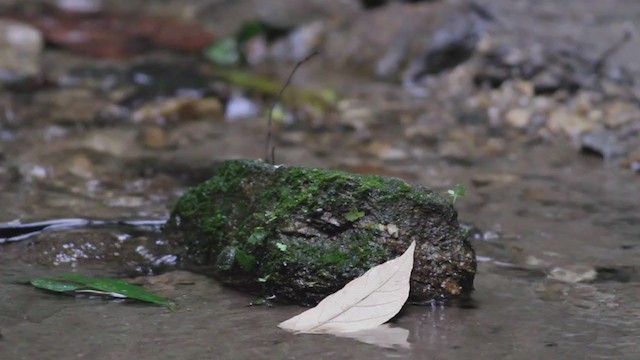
xmin=167 ymin=159 xmax=462 ymax=303
xmin=257 ymin=230 xmax=389 ymax=289
xmin=171 ymin=159 xmax=440 ymax=270
xmin=247 ymin=227 xmax=267 ymax=245
xmin=345 ymin=208 xmax=365 ymax=222
xmin=235 ymin=248 xmax=257 ymax=271
xmin=258 ymin=166 xmax=439 ymax=227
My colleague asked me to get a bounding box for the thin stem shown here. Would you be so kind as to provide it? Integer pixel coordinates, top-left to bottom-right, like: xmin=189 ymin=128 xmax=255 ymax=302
xmin=265 ymin=51 xmax=319 ymax=164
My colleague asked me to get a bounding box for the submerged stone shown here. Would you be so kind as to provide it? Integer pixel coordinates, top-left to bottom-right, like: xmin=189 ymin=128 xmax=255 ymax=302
xmin=165 ymin=160 xmax=476 ymax=305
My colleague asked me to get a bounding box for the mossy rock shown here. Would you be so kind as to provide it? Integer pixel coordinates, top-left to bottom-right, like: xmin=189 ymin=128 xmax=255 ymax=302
xmin=165 ymin=160 xmax=476 ymax=305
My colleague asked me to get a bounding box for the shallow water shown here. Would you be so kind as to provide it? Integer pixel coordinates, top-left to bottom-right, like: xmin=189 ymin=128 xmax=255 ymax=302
xmin=2 ymin=0 xmax=640 ymax=358
xmin=1 ymin=131 xmax=638 ymax=359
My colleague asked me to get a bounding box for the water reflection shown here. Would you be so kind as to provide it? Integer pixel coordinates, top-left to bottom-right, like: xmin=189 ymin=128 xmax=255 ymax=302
xmin=333 ymin=324 xmax=411 ymax=350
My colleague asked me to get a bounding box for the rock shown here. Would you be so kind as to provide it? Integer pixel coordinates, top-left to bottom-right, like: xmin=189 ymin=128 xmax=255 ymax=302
xmin=270 ymin=20 xmax=325 ymax=62
xmin=165 ymin=160 xmax=476 ymax=305
xmin=363 ymin=141 xmax=409 ymax=161
xmin=225 ymin=94 xmax=260 ymax=121
xmin=64 ymin=154 xmax=97 ymax=179
xmin=35 ymin=88 xmax=108 ymax=123
xmin=473 ymin=40 xmax=546 ymax=88
xmin=324 ymin=1 xmax=455 ymax=76
xmin=242 ymin=36 xmax=269 ymax=65
xmin=548 ymin=265 xmax=598 ymax=283
xmin=0 ymin=19 xmax=43 ymax=84
xmin=547 ymin=109 xmax=595 ymax=138
xmin=55 ymin=0 xmax=103 ymax=14
xmin=605 ymin=100 xmax=639 ymax=127
xmin=132 ymin=97 xmax=224 ymax=124
xmin=81 ymin=129 xmax=137 ymax=156
xmin=375 ymin=28 xmax=411 ymax=79
xmin=622 ymin=154 xmax=640 ymax=173
xmin=472 ymin=37 xmax=635 ymax=97
xmin=579 ymin=129 xmax=626 ymax=160
xmin=7 ymin=4 xmax=214 ymax=59
xmin=140 ymin=127 xmax=171 ymax=149
xmin=504 ymin=108 xmax=532 ymax=129
xmin=253 ymin=0 xmax=359 ymax=29
xmin=471 ymin=173 xmax=518 ymax=188
xmin=407 ymin=11 xmax=482 ymax=79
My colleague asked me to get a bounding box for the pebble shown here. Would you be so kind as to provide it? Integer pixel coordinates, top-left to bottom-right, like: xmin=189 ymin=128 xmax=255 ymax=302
xmin=0 ymin=20 xmax=43 ymax=83
xmin=133 ymin=97 xmax=223 ymax=124
xmin=547 ymin=110 xmax=594 ymax=138
xmin=605 ymin=100 xmax=639 ymax=127
xmin=470 ymin=173 xmax=518 ymax=188
xmin=65 ymin=154 xmax=96 ymax=179
xmin=56 ymin=0 xmax=103 ymax=13
xmin=37 ymin=88 xmax=107 ymax=123
xmin=504 ymin=108 xmax=532 ymax=129
xmin=579 ymin=129 xmax=627 ymax=160
xmin=363 ymin=141 xmax=409 ymax=161
xmin=547 ymin=265 xmax=597 ymax=283
xmin=140 ymin=127 xmax=171 ymax=149
xmin=225 ymin=94 xmax=260 ymax=121
xmin=82 ymin=129 xmax=137 ymax=156
xmin=271 ymin=21 xmax=325 ymax=62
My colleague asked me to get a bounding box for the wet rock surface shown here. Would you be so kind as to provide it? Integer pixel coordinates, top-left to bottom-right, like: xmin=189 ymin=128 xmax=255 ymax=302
xmin=167 ymin=160 xmax=475 ymax=305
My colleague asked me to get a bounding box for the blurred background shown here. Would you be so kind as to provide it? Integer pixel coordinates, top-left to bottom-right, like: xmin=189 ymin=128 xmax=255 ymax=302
xmin=1 ymin=0 xmax=639 ymax=359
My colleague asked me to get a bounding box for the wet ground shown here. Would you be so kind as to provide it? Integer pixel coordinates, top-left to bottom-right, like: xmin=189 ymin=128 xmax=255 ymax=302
xmin=1 ymin=0 xmax=640 ymax=359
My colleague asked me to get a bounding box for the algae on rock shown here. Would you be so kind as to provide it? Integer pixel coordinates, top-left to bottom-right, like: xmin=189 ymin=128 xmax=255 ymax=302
xmin=165 ymin=160 xmax=476 ymax=305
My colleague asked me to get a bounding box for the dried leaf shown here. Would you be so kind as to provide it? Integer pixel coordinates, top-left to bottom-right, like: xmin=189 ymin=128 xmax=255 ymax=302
xmin=278 ymin=241 xmax=415 ymax=334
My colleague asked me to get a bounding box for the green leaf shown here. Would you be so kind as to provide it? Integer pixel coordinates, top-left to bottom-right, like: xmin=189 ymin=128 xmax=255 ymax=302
xmin=250 ymin=298 xmax=266 ymax=306
xmin=247 ymin=227 xmax=267 ymax=245
xmin=237 ymin=21 xmax=267 ymax=43
xmin=453 ymin=184 xmax=466 ymax=197
xmin=257 ymin=274 xmax=271 ymax=283
xmin=57 ymin=274 xmax=171 ymax=307
xmin=235 ymin=248 xmax=257 ymax=272
xmin=345 ymin=208 xmax=365 ymax=222
xmin=275 ymin=242 xmax=288 ymax=252
xmin=30 ymin=274 xmax=172 ymax=308
xmin=446 ymin=184 xmax=466 ymax=205
xmin=30 ymin=278 xmax=83 ymax=292
xmin=204 ymin=38 xmax=240 ymax=66
xmin=29 ymin=274 xmax=174 ymax=309
xmin=213 ymin=68 xmax=338 ymax=112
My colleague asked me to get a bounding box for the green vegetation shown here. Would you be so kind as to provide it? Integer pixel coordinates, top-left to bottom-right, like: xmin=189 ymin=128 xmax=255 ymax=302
xmin=447 ymin=184 xmax=467 ymax=205
xmin=235 ymin=248 xmax=257 ymax=271
xmin=29 ymin=274 xmax=174 ymax=309
xmin=345 ymin=208 xmax=365 ymax=222
xmin=205 ymin=38 xmax=240 ymax=66
xmin=247 ymin=227 xmax=267 ymax=245
xmin=213 ymin=68 xmax=338 ymax=112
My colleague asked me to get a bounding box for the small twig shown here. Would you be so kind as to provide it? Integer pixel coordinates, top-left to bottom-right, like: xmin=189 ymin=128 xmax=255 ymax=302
xmin=271 ymin=146 xmax=276 ymax=166
xmin=265 ymin=51 xmax=319 ymax=165
xmin=593 ymin=30 xmax=632 ymax=75
xmin=468 ymin=1 xmax=499 ymax=24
